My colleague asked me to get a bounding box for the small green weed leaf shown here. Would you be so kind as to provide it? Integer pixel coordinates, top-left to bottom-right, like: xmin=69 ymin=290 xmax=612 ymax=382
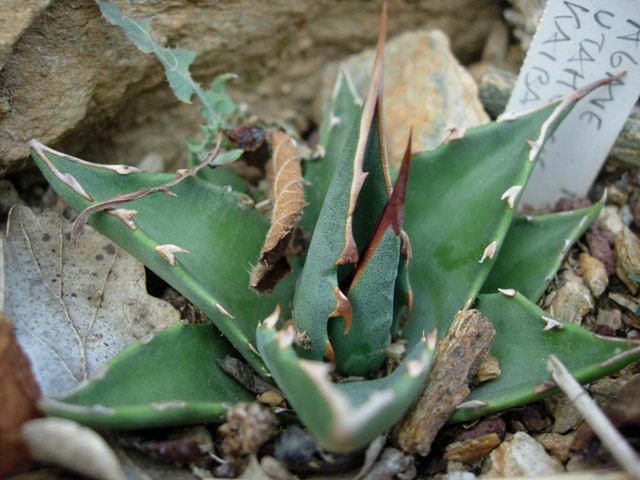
xmin=41 ymin=321 xmax=253 ymax=429
xmin=202 ymin=74 xmax=239 ymax=125
xmin=482 ymin=201 xmax=603 ymax=301
xmin=97 ymin=1 xmax=232 ymax=129
xmin=210 ymin=148 xmax=243 ymax=166
xmin=451 ymin=292 xmax=640 ymax=422
xmin=30 ymin=141 xmax=295 ymax=375
xmin=257 ymin=313 xmax=436 ymax=452
xmin=302 ymin=68 xmax=362 ymax=230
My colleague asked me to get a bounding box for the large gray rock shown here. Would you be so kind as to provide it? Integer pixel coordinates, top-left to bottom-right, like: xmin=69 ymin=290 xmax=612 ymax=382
xmin=0 ymin=0 xmax=501 ymax=174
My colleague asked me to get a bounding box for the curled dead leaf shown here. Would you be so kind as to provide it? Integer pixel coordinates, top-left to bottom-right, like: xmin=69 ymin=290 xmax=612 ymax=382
xmin=250 ymin=131 xmax=305 ymax=292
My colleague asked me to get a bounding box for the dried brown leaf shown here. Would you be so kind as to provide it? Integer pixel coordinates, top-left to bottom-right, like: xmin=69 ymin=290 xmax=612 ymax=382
xmin=395 ymin=309 xmax=496 ymax=456
xmin=4 ymin=206 xmax=180 ymax=396
xmin=0 ymin=316 xmax=41 ymax=477
xmin=250 ymin=131 xmax=305 ymax=292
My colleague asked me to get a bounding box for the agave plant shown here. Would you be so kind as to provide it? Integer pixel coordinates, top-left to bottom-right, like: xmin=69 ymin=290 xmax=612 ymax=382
xmin=28 ymin=2 xmax=640 ymax=454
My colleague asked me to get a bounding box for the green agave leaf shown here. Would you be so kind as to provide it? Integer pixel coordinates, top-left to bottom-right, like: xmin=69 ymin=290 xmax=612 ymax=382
xmin=97 ymin=1 xmax=232 ymax=128
xmin=329 ymin=140 xmax=411 ymax=375
xmin=329 ymin=227 xmax=400 ymax=375
xmin=257 ymin=312 xmax=436 ymax=452
xmin=293 ymin=109 xmax=389 ymax=363
xmin=194 ymin=165 xmax=249 ymax=193
xmin=293 ymin=46 xmax=391 ymax=366
xmin=403 ymin=80 xmax=612 ymax=342
xmin=451 ymin=292 xmax=640 ymax=423
xmin=482 ymin=201 xmax=603 ymax=302
xmin=41 ymin=322 xmax=253 ymax=429
xmin=30 ymin=141 xmax=296 ymax=376
xmin=302 ymin=68 xmax=362 ymax=230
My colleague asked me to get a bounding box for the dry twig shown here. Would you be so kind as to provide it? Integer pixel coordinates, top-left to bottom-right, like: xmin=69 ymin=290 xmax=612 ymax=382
xmin=547 ymin=354 xmax=640 ymax=480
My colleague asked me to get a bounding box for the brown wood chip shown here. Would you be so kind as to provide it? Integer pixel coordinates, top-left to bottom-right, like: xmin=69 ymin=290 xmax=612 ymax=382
xmin=395 ymin=309 xmax=496 ymax=456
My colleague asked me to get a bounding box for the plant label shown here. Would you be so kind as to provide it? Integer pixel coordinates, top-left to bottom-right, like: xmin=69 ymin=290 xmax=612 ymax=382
xmin=506 ymin=0 xmax=640 ymax=209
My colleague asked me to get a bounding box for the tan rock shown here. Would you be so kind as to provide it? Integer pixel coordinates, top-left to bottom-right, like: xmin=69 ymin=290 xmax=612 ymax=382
xmin=0 ymin=0 xmax=501 ymax=175
xmin=444 ymin=433 xmax=501 ymax=464
xmin=544 ymin=395 xmax=583 ymax=434
xmin=578 ymin=252 xmax=608 ymax=298
xmin=614 ymin=226 xmax=640 ymax=293
xmin=0 ymin=0 xmax=51 ymax=70
xmin=472 ymin=351 xmax=501 ymax=385
xmin=482 ymin=431 xmax=564 ymax=477
xmin=535 ymin=432 xmax=574 ymax=464
xmin=598 ymin=206 xmax=624 ymax=236
xmin=596 ymin=308 xmax=623 ymax=331
xmin=320 ymin=29 xmax=489 ymax=167
xmin=589 ymin=374 xmax=640 ymax=408
xmin=549 ymin=269 xmax=594 ymax=325
xmin=442 ymin=470 xmax=476 ymax=480
xmin=608 ymin=292 xmax=639 ymax=316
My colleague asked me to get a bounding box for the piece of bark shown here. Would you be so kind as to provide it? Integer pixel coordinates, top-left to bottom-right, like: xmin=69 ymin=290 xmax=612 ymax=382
xmin=250 ymin=131 xmax=305 ymax=292
xmin=443 ymin=433 xmax=502 ymax=464
xmin=0 ymin=315 xmax=41 ymax=477
xmin=395 ymin=309 xmax=496 ymax=456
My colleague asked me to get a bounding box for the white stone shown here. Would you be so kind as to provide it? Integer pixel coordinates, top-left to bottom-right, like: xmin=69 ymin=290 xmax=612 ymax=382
xmin=482 ymin=431 xmax=564 ymax=477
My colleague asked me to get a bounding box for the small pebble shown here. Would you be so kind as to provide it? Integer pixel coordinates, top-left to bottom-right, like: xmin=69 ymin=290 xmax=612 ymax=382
xmin=598 ymin=206 xmax=624 ymax=236
xmin=589 ymin=375 xmax=638 ymax=408
xmin=535 ymin=432 xmax=574 ymax=464
xmin=578 ymin=252 xmax=608 ymax=298
xmin=606 ymin=184 xmax=628 ymax=206
xmin=613 ymin=226 xmax=640 ymax=293
xmin=620 ymin=204 xmax=634 ymax=226
xmin=472 ymin=352 xmax=501 ymax=385
xmin=515 ymin=404 xmax=549 ymax=432
xmin=481 ymin=431 xmax=564 ymax=477
xmin=608 ymin=292 xmax=639 ymax=315
xmin=549 ymin=270 xmax=594 ymax=325
xmin=544 ymin=395 xmax=583 ymax=434
xmin=443 ymin=433 xmax=502 ymax=464
xmin=441 ymin=470 xmax=477 ymax=480
xmin=596 ymin=309 xmax=623 ymax=332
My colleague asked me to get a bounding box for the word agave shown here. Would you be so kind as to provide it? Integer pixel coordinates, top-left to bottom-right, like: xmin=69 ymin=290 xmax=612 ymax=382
xmin=30 ymin=2 xmax=640 ymax=453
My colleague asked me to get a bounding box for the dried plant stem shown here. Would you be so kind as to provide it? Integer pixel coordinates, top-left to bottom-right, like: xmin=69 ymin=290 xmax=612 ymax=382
xmin=71 ymin=134 xmax=223 ymax=243
xmin=547 ymin=354 xmax=640 ymax=480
